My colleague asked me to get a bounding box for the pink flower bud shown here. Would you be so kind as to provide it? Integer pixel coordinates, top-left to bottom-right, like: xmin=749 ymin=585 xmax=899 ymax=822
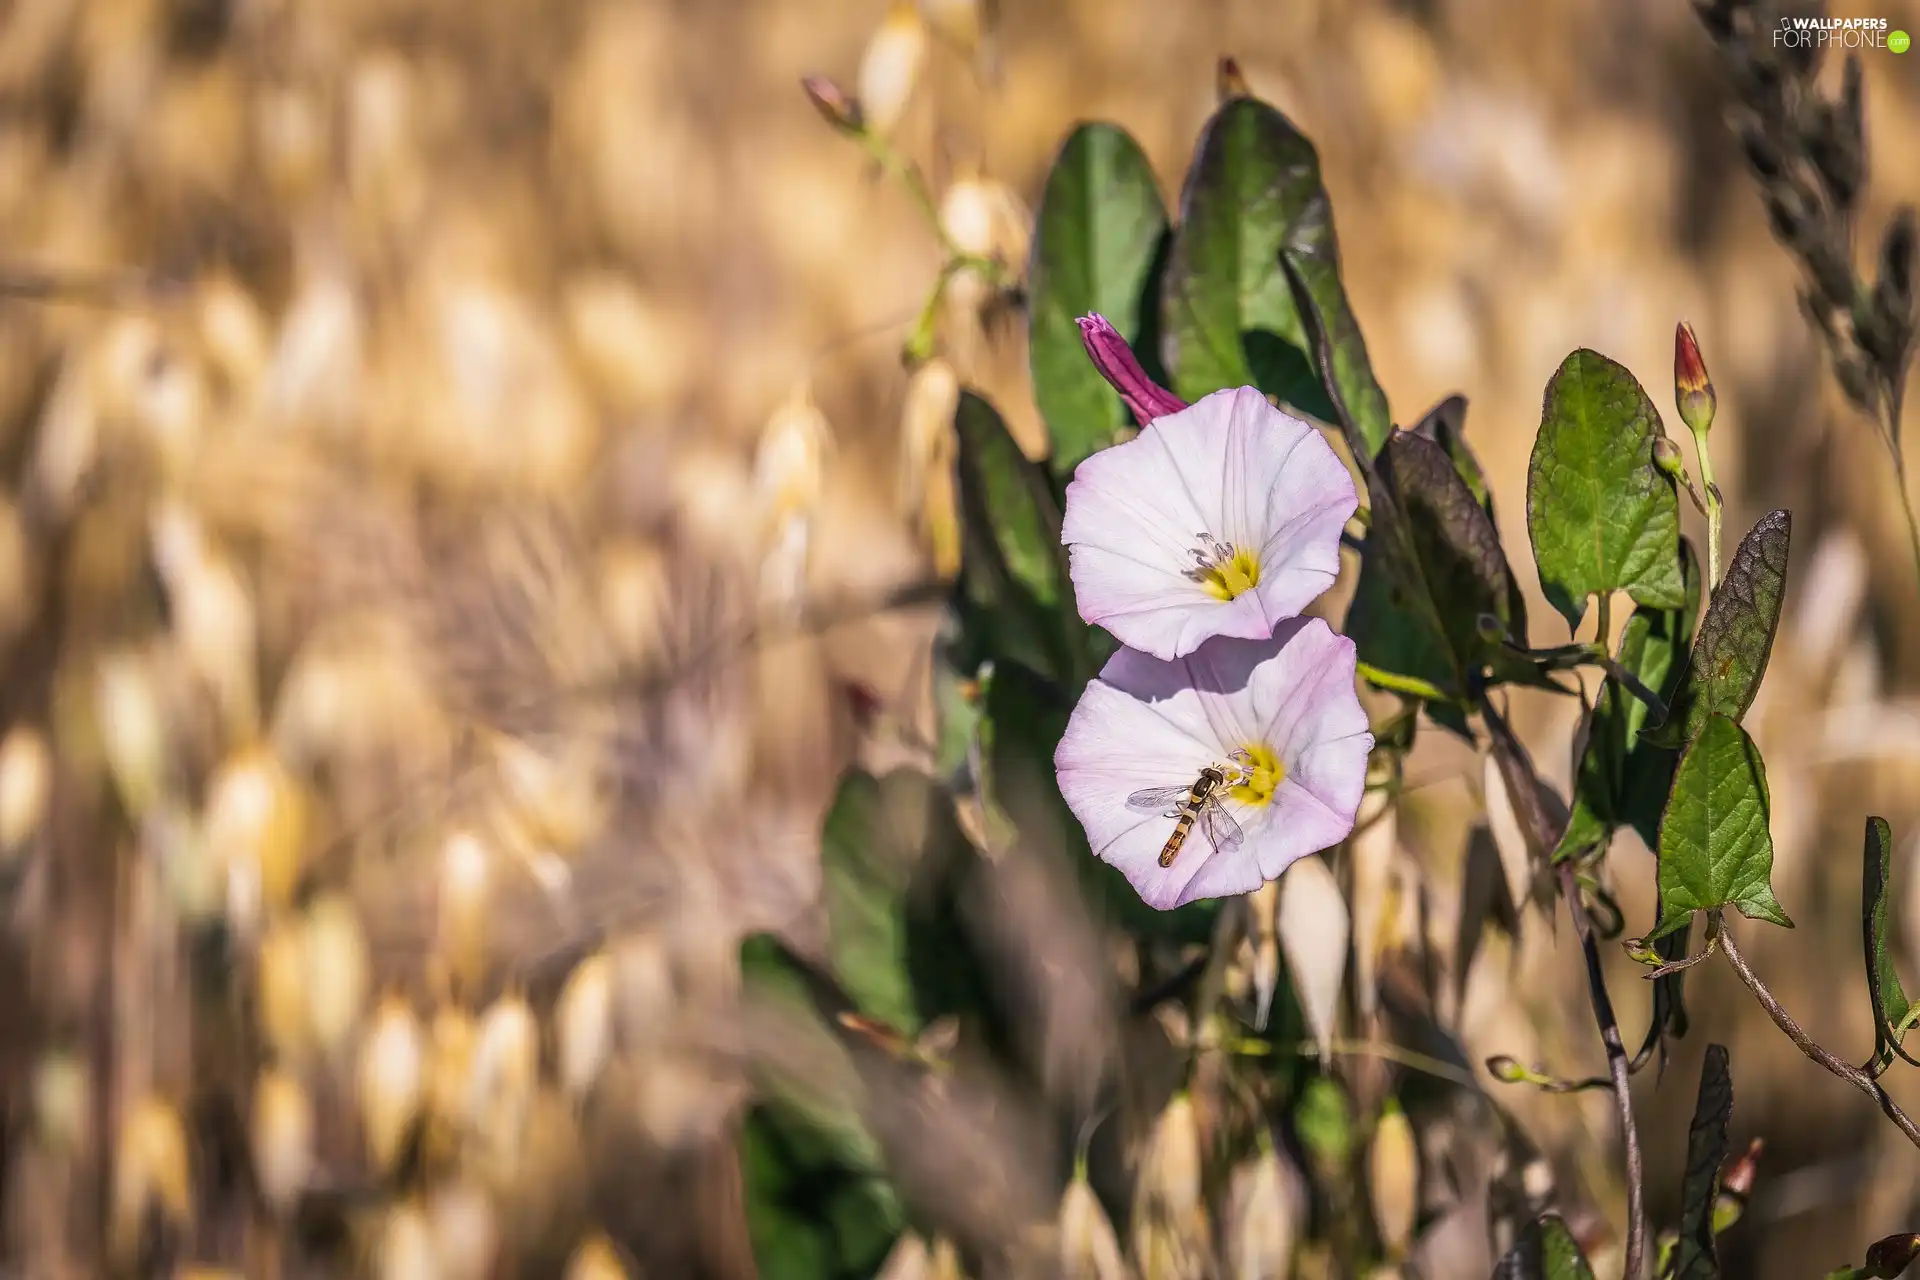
xmin=1076 ymin=314 xmax=1186 ymax=427
xmin=800 ymin=76 xmax=863 ymax=135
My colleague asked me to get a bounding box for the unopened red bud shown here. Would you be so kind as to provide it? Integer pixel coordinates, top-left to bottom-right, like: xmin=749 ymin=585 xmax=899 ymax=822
xmin=1674 ymin=322 xmax=1717 ymax=438
xmin=801 ymin=76 xmax=864 ymax=135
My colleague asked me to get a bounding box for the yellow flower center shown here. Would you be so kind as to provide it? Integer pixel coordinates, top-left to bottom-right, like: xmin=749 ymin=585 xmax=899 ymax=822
xmin=1186 ymin=532 xmax=1261 ymax=601
xmin=1228 ymin=744 xmax=1285 ymax=807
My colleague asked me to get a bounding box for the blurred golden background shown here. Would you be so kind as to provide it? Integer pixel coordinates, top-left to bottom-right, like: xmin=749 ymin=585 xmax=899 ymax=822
xmin=1 ymin=0 xmax=1919 ymax=1276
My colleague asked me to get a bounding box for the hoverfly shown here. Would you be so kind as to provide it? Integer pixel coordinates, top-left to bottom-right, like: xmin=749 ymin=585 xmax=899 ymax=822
xmin=1127 ymin=760 xmax=1247 ymax=868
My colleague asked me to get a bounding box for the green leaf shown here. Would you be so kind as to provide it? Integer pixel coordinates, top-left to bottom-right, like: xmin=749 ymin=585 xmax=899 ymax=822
xmin=1863 ymin=817 xmax=1920 ymax=1068
xmin=1493 ymin=1214 xmax=1597 ymax=1280
xmin=1347 ymin=430 xmax=1517 ymax=720
xmin=1278 ymin=225 xmax=1392 ymax=458
xmin=1620 ymin=539 xmax=1705 ymax=849
xmin=955 ymin=392 xmax=1066 ymax=608
xmin=1410 ymin=393 xmax=1533 ymax=645
xmin=1555 ymin=539 xmax=1703 ymax=862
xmin=952 ymin=391 xmax=1081 ymax=683
xmin=742 ymin=1104 xmax=905 ymax=1280
xmin=1653 ymin=715 xmax=1791 ymax=940
xmin=1526 ymin=350 xmax=1687 ymax=632
xmin=825 ymin=1177 xmax=907 ymax=1275
xmin=1410 ymin=395 xmax=1483 ymax=506
xmin=738 ymin=935 xmax=889 ymax=1175
xmin=1668 ymin=1043 xmax=1733 ymax=1280
xmin=738 ymin=936 xmax=910 ymax=1279
xmin=819 ymin=769 xmax=991 ymax=1038
xmin=1646 ymin=510 xmax=1792 ymax=749
xmin=1027 ymin=123 xmax=1172 ymax=474
xmin=742 ymin=1133 xmax=835 ymax=1280
xmin=820 ymin=772 xmax=924 ymax=1035
xmin=1160 ymin=95 xmax=1352 ymax=426
xmin=1244 ymin=328 xmax=1340 ymax=424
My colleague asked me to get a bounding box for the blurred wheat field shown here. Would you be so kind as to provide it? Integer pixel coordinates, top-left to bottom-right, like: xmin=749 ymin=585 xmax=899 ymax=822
xmin=1 ymin=0 xmax=1919 ymax=1276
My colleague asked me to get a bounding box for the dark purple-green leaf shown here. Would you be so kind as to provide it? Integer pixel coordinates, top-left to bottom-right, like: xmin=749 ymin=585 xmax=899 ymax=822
xmin=1671 ymin=1044 xmax=1734 ymax=1279
xmin=1347 ymin=430 xmax=1515 ymax=714
xmin=1646 ymin=510 xmax=1791 ymax=749
xmin=1278 ymin=220 xmax=1392 ymax=458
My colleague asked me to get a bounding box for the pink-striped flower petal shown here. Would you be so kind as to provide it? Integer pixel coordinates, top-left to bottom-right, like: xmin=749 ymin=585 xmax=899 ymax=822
xmin=1061 ymin=385 xmax=1356 ymax=661
xmin=1053 ymin=619 xmax=1374 ymax=910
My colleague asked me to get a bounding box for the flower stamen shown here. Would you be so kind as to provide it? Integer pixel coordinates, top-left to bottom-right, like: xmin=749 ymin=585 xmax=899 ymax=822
xmin=1185 ymin=532 xmax=1261 ymax=601
xmin=1227 ymin=744 xmax=1284 ymax=807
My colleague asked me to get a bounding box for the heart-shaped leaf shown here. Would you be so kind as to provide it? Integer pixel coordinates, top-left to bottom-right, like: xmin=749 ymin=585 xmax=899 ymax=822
xmin=1160 ymin=94 xmax=1351 ymax=426
xmin=1653 ymin=714 xmax=1791 ymax=940
xmin=1863 ymin=816 xmax=1920 ymax=1068
xmin=1646 ymin=510 xmax=1791 ymax=750
xmin=1668 ymin=1043 xmax=1733 ymax=1280
xmin=1411 ymin=393 xmax=1533 ymax=641
xmin=1027 ymin=123 xmax=1172 ymax=475
xmin=1347 ymin=430 xmax=1518 ymax=723
xmin=1527 ymin=350 xmax=1687 ymax=632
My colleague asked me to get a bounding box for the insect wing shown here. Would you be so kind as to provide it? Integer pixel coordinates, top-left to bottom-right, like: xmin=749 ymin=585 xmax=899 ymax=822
xmin=1127 ymin=784 xmax=1195 ymax=814
xmin=1198 ymin=795 xmax=1245 ymax=856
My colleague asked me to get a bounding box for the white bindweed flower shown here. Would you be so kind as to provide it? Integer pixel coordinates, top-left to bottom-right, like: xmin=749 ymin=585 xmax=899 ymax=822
xmin=1054 ymin=619 xmax=1373 ymax=909
xmin=1060 ymin=385 xmax=1357 ymax=661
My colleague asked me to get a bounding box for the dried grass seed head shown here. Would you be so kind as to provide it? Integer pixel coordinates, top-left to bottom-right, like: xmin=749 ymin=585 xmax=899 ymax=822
xmin=359 ymin=994 xmax=428 ymax=1175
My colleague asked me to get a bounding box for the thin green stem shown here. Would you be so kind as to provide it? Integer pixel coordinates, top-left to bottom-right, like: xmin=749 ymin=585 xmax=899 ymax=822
xmin=902 ymin=261 xmax=960 ymax=364
xmin=1281 ymin=1039 xmax=1482 ymax=1092
xmin=1595 ymin=591 xmax=1614 ymax=656
xmin=1691 ymin=423 xmax=1724 ymax=587
xmin=855 ymin=130 xmax=1009 ymax=288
